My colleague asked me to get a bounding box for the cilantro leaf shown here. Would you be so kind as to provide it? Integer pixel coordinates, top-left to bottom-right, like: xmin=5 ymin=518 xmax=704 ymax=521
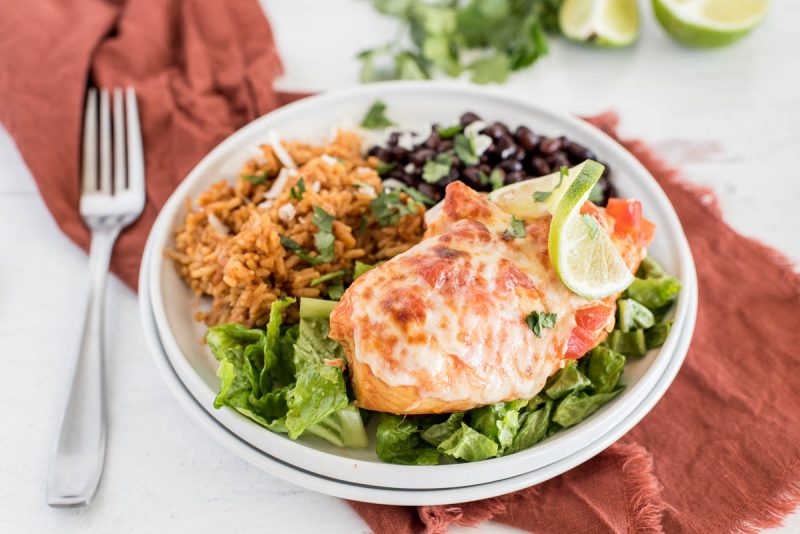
xmin=489 ymin=168 xmax=505 ymax=191
xmin=504 ymin=216 xmax=526 ymax=238
xmin=453 ymin=133 xmax=479 ymax=166
xmin=396 ymin=184 xmax=435 ymax=205
xmin=526 ymin=311 xmax=557 ymax=338
xmin=534 ymin=166 xmax=568 ymax=202
xmin=436 ymin=124 xmax=463 ymax=139
xmin=290 ymin=177 xmax=306 ymax=201
xmin=422 ymin=36 xmax=461 ymax=77
xmin=310 ymin=270 xmax=347 ymax=287
xmin=327 ymin=282 xmax=345 ymax=301
xmin=422 ymin=153 xmax=452 ymax=183
xmin=468 ymin=54 xmax=511 ymax=84
xmin=370 ymin=191 xmax=418 ymax=226
xmin=241 ymin=173 xmax=268 ymax=184
xmin=376 ymin=161 xmax=397 ymax=176
xmin=311 ymin=206 xmax=336 ymax=262
xmin=361 ymin=100 xmax=396 ymax=129
xmin=582 ymin=214 xmax=599 ymax=238
xmin=280 ymin=236 xmax=324 ymax=265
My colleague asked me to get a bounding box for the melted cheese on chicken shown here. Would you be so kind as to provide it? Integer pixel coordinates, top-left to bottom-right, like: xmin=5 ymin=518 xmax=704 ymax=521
xmin=329 ymin=182 xmax=651 ymax=414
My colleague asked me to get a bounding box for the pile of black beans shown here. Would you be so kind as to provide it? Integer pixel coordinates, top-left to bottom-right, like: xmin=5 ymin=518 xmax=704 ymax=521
xmin=366 ymin=111 xmax=616 ymax=205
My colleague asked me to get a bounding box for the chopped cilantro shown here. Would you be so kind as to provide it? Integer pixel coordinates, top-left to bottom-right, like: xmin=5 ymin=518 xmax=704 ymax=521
xmin=534 ymin=166 xmax=568 ymax=202
xmin=327 ymin=281 xmax=345 ymax=301
xmin=370 ymin=191 xmax=418 ymax=226
xmin=504 ymin=216 xmax=526 ymax=238
xmin=396 ymin=184 xmax=435 ymax=206
xmin=279 ymin=235 xmax=324 ymax=265
xmin=436 ymin=124 xmax=463 ymax=139
xmin=311 ymin=206 xmax=336 ymax=262
xmin=422 ymin=153 xmax=452 ymax=183
xmin=290 ymin=177 xmax=306 ymax=200
xmin=361 ymin=100 xmax=396 ymax=129
xmin=526 ymin=311 xmax=557 ymax=338
xmin=489 ymin=168 xmax=505 ymax=191
xmin=241 ymin=173 xmax=268 ymax=184
xmin=376 ymin=161 xmax=397 ymax=176
xmin=453 ymin=133 xmax=479 ymax=166
xmin=310 ymin=270 xmax=347 ymax=287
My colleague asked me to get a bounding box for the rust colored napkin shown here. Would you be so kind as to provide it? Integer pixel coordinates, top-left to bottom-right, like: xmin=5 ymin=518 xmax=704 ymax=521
xmin=0 ymin=0 xmax=299 ymax=289
xmin=2 ymin=2 xmax=800 ymax=532
xmin=350 ymin=114 xmax=800 ymax=533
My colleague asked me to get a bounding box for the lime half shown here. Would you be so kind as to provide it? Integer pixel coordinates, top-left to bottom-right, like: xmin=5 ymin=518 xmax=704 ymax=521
xmin=488 ymin=162 xmax=591 ymax=220
xmin=559 ymin=0 xmax=640 ymax=47
xmin=548 ymin=160 xmax=634 ymax=299
xmin=653 ymin=0 xmax=769 ymax=48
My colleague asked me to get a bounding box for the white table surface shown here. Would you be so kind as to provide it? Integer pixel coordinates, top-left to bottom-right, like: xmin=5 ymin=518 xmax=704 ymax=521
xmin=2 ymin=1 xmax=798 ymax=532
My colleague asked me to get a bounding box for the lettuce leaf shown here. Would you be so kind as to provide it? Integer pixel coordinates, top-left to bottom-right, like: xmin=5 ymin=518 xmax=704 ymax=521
xmin=587 ymin=346 xmax=626 ymax=394
xmin=438 ymin=423 xmax=498 ymax=461
xmin=545 ymin=362 xmax=592 ymax=400
xmin=504 ymin=400 xmax=553 ymax=455
xmin=260 ymin=297 xmax=295 ymax=392
xmin=306 ymin=402 xmax=369 ymax=448
xmin=285 ymin=318 xmax=350 ymax=439
xmin=420 ymin=413 xmax=464 ymax=446
xmin=377 ymin=414 xmax=440 ymax=465
xmin=552 ymin=390 xmax=621 ymax=428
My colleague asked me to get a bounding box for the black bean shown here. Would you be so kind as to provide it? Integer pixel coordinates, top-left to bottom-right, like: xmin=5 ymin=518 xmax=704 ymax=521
xmin=461 ymin=167 xmax=483 ymax=189
xmin=424 ymin=132 xmax=442 ymax=150
xmin=438 ymin=140 xmax=454 ymax=152
xmin=530 ymin=156 xmax=551 ymax=176
xmin=499 ymin=159 xmax=523 ymax=173
xmin=505 ymin=171 xmax=526 ymax=184
xmin=459 ymin=112 xmax=481 ymax=126
xmin=565 ymin=141 xmax=595 ymax=161
xmin=548 ymin=153 xmax=570 ymax=170
xmin=441 ymin=167 xmax=461 ymax=186
xmin=389 ymin=146 xmax=408 ymax=161
xmin=494 ymin=135 xmax=514 ymax=155
xmin=514 ymin=126 xmax=540 ymax=152
xmin=539 ymin=137 xmax=562 ymax=155
xmin=479 ymin=163 xmax=492 ymax=175
xmin=482 ymin=123 xmax=507 ymax=141
xmin=372 ymin=147 xmax=393 ymax=162
xmin=417 ymin=182 xmax=441 ymax=202
xmin=387 ymin=132 xmax=400 ymax=147
xmin=409 ymin=148 xmax=435 ymax=167
xmin=507 ymin=145 xmax=525 ymax=161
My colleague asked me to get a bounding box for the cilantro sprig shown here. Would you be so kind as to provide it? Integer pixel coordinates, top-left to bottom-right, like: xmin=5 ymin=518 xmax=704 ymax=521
xmin=504 ymin=216 xmax=526 ymax=238
xmin=358 ymin=0 xmax=561 ymax=85
xmin=311 ymin=206 xmax=336 ymax=263
xmin=526 ymin=311 xmax=558 ymax=338
xmin=361 ymin=100 xmax=396 ymax=129
xmin=370 ymin=191 xmax=420 ymax=226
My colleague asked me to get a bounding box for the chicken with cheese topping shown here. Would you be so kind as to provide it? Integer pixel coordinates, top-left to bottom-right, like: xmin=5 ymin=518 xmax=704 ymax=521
xmin=329 ymin=181 xmax=653 ymax=414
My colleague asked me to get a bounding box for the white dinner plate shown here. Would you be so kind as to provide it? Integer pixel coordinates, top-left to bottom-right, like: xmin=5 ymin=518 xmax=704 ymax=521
xmin=140 ymin=234 xmax=698 ymax=505
xmin=146 ymin=82 xmax=697 ymax=489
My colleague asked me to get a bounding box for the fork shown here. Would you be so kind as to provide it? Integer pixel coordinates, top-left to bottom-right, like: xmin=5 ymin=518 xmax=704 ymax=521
xmin=46 ymin=87 xmax=145 ymax=507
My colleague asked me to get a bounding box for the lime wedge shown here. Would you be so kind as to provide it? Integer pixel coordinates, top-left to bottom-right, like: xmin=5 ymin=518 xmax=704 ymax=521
xmin=653 ymin=0 xmax=769 ymax=48
xmin=559 ymin=0 xmax=640 ymax=47
xmin=548 ymin=160 xmax=634 ymax=299
xmin=488 ymin=162 xmax=590 ymax=220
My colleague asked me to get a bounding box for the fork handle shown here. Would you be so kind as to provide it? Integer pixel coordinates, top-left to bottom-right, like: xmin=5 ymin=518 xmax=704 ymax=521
xmin=47 ymin=227 xmax=119 ymax=507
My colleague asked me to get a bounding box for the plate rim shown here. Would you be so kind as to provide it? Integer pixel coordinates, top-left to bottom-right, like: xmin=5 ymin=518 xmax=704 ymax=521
xmin=146 ymin=81 xmax=697 ymax=488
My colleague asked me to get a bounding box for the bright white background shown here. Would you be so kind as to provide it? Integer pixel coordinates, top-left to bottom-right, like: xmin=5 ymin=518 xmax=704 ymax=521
xmin=1 ymin=1 xmax=798 ymax=532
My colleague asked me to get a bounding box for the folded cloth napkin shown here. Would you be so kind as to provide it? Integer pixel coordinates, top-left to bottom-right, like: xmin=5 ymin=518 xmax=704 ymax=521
xmin=350 ymin=114 xmax=800 ymax=533
xmin=2 ymin=2 xmax=799 ymax=532
xmin=0 ymin=0 xmax=299 ymax=289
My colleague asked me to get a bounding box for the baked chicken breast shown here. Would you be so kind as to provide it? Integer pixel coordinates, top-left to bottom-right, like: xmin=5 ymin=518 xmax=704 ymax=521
xmin=329 ymin=181 xmax=654 ymax=414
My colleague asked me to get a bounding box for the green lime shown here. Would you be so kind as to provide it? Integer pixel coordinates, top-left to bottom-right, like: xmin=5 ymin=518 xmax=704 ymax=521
xmin=488 ymin=162 xmax=589 ymax=220
xmin=548 ymin=160 xmax=634 ymax=299
xmin=559 ymin=0 xmax=640 ymax=47
xmin=653 ymin=0 xmax=769 ymax=48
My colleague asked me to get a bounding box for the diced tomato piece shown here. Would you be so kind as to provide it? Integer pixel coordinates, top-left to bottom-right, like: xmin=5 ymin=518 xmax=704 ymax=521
xmin=639 ymin=218 xmax=656 ymax=246
xmin=575 ymin=303 xmax=614 ymax=330
xmin=565 ymin=327 xmax=601 ymax=359
xmin=607 ymin=198 xmax=642 ymax=237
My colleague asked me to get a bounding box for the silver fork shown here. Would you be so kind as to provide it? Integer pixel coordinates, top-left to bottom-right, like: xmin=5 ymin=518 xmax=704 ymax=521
xmin=46 ymin=87 xmax=145 ymax=507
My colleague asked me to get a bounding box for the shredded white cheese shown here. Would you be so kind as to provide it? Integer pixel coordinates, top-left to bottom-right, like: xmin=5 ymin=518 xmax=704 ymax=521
xmin=474 ymin=134 xmax=493 ymax=157
xmin=268 ymin=131 xmax=296 ymax=170
xmin=381 ymin=178 xmax=405 ymax=191
xmin=207 ymin=213 xmax=230 ymax=235
xmin=321 ymin=154 xmax=339 ymax=166
xmin=264 ymin=168 xmax=296 ymax=200
xmin=404 ymin=163 xmax=416 ymax=174
xmin=464 ymin=120 xmax=487 ymax=138
xmin=357 ymin=185 xmax=377 ymax=198
xmin=257 ymin=199 xmax=274 ymax=209
xmin=356 ymin=166 xmax=373 ymax=175
xmin=248 ymin=145 xmax=267 ymax=165
xmin=311 ymin=181 xmax=321 ymax=193
xmin=278 ymin=203 xmax=296 ymax=222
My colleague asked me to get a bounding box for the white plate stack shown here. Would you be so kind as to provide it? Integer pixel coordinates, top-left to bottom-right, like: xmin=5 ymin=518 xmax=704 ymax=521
xmin=139 ymin=83 xmax=698 ymax=505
